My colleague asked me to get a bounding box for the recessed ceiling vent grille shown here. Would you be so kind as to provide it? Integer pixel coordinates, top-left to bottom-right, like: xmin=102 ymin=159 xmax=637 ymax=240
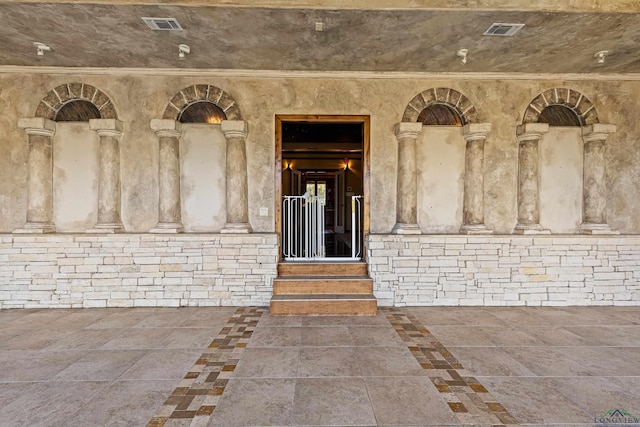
xmin=142 ymin=17 xmax=183 ymax=31
xmin=483 ymin=23 xmax=525 ymax=36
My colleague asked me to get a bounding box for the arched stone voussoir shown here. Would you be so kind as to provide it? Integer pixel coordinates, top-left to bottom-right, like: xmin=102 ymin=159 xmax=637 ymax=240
xmin=163 ymin=84 xmax=242 ymax=121
xmin=35 ymin=83 xmax=118 ymax=120
xmin=402 ymin=87 xmax=477 ymax=124
xmin=523 ymin=88 xmax=598 ymax=126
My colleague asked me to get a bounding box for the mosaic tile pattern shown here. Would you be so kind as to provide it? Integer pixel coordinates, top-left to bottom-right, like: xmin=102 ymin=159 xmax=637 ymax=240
xmin=382 ymin=307 xmax=522 ymax=426
xmin=146 ymin=307 xmax=264 ymax=427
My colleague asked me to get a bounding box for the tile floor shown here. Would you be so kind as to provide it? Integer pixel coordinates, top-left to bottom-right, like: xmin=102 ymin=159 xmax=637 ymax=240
xmin=0 ymin=306 xmax=638 ymax=426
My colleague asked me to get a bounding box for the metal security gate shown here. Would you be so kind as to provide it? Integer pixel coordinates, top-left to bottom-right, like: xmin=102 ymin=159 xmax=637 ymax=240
xmin=283 ymin=193 xmax=362 ymax=261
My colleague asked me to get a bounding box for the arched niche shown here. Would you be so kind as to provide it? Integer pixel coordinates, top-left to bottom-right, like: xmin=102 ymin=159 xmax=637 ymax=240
xmin=30 ymin=83 xmax=120 ymax=232
xmin=417 ymin=103 xmax=464 ymax=126
xmin=517 ymin=88 xmax=613 ymax=234
xmin=397 ymin=88 xmax=490 ymax=234
xmin=178 ymin=101 xmax=227 ymax=124
xmin=156 ymin=85 xmax=243 ymax=232
xmin=54 ymin=100 xmax=101 ymax=122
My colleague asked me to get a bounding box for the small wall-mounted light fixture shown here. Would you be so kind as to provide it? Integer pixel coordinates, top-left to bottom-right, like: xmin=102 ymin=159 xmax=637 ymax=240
xmin=178 ymin=44 xmax=190 ymax=60
xmin=33 ymin=42 xmax=51 ymax=57
xmin=285 ymin=161 xmax=291 ymax=170
xmin=456 ymin=48 xmax=468 ymax=65
xmin=344 ymin=158 xmax=349 ymax=170
xmin=594 ymin=50 xmax=608 ymax=64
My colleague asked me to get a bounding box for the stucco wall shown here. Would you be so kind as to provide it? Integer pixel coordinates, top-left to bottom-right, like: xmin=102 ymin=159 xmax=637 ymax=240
xmin=539 ymin=127 xmax=583 ymax=233
xmin=418 ymin=127 xmax=465 ymax=233
xmin=180 ymin=124 xmax=227 ymax=232
xmin=1 ymin=73 xmax=639 ymax=234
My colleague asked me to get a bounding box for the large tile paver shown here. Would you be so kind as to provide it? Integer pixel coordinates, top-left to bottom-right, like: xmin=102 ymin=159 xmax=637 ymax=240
xmin=366 ymin=376 xmax=459 ymax=426
xmin=1 ymin=306 xmax=639 ymax=426
xmin=297 ymin=346 xmax=361 ymax=377
xmin=60 ymin=379 xmax=177 ymax=427
xmin=206 ymin=378 xmax=297 ymax=426
xmin=0 ymin=381 xmax=109 ymax=427
xmin=292 ymin=378 xmax=377 ymax=426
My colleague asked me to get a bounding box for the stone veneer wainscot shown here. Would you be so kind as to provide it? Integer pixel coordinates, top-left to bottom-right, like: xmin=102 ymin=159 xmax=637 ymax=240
xmin=1 ymin=233 xmax=639 ymax=308
xmin=0 ymin=234 xmax=278 ymax=309
xmin=367 ymin=234 xmax=640 ymax=307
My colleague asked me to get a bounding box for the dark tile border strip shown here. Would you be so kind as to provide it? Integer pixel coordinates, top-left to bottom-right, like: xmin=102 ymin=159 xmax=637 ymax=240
xmin=382 ymin=307 xmax=522 ymax=427
xmin=147 ymin=306 xmax=265 ymax=427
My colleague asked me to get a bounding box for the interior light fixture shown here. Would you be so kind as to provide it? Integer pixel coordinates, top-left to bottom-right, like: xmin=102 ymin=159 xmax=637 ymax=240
xmin=344 ymin=158 xmax=349 ymax=170
xmin=594 ymin=50 xmax=608 ymax=64
xmin=178 ymin=44 xmax=190 ymax=60
xmin=314 ymin=22 xmax=324 ymax=32
xmin=33 ymin=42 xmax=51 ymax=57
xmin=456 ymin=48 xmax=468 ymax=65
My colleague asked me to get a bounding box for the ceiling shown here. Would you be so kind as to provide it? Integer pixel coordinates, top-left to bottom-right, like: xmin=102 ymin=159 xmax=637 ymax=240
xmin=0 ymin=1 xmax=638 ymax=75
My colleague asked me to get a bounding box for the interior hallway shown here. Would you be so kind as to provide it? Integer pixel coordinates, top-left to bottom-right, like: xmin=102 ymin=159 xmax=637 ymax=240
xmin=0 ymin=306 xmax=639 ymax=426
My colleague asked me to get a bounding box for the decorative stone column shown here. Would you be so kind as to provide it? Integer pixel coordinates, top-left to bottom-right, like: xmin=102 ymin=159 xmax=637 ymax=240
xmin=580 ymin=124 xmax=618 ymax=234
xmin=392 ymin=122 xmax=422 ymax=234
xmin=150 ymin=119 xmax=183 ymax=233
xmin=88 ymin=119 xmax=124 ymax=233
xmin=221 ymin=120 xmax=251 ymax=233
xmin=460 ymin=123 xmax=492 ymax=234
xmin=14 ymin=118 xmax=56 ymax=233
xmin=514 ymin=123 xmax=550 ymax=234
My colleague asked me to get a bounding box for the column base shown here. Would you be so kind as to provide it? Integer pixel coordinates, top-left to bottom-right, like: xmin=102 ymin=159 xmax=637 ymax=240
xmin=392 ymin=223 xmax=421 ymax=235
xmin=87 ymin=222 xmax=124 ymax=233
xmin=579 ymin=223 xmax=620 ymax=235
xmin=513 ymin=223 xmax=551 ymax=234
xmin=460 ymin=223 xmax=493 ymax=235
xmin=221 ymin=222 xmax=252 ymax=234
xmin=150 ymin=222 xmax=184 ymax=233
xmin=13 ymin=222 xmax=56 ymax=234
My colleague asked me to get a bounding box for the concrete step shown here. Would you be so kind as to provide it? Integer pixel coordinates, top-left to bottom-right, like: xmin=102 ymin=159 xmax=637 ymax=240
xmin=269 ymin=294 xmax=378 ymax=316
xmin=277 ymin=262 xmax=368 ymax=277
xmin=273 ymin=277 xmax=373 ymax=295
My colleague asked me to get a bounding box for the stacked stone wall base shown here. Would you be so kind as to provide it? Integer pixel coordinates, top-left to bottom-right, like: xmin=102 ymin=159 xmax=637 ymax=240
xmin=0 ymin=233 xmax=278 ymax=309
xmin=368 ymin=234 xmax=640 ymax=307
xmin=1 ymin=233 xmax=639 ymax=308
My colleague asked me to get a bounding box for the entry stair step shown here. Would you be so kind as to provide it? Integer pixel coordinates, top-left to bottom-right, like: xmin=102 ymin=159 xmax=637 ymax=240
xmin=270 ymin=262 xmax=377 ymax=316
xmin=273 ymin=277 xmax=373 ymax=295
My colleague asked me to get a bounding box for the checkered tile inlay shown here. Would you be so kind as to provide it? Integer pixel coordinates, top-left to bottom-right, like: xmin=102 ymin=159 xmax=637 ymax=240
xmin=383 ymin=307 xmax=521 ymax=426
xmin=147 ymin=306 xmax=265 ymax=427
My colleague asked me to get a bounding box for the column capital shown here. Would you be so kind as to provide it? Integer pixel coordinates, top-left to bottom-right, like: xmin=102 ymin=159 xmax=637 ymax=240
xmin=18 ymin=117 xmax=56 ymax=138
xmin=516 ymin=123 xmax=549 ymax=142
xmin=150 ymin=119 xmax=181 ymax=138
xmin=221 ymin=120 xmax=248 ymax=139
xmin=90 ymin=119 xmax=124 ymax=138
xmin=463 ymin=123 xmax=492 ymax=142
xmin=394 ymin=122 xmax=422 ymax=140
xmin=582 ymin=123 xmax=616 ymax=143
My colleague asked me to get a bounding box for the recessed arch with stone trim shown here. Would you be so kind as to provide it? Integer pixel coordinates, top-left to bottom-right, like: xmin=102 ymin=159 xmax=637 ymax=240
xmin=402 ymin=88 xmax=478 ymax=124
xmin=163 ymin=84 xmax=242 ymax=121
xmin=35 ymin=83 xmax=118 ymax=121
xmin=523 ymin=88 xmax=598 ymax=126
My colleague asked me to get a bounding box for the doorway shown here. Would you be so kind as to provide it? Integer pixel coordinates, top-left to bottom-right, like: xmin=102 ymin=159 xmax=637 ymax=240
xmin=275 ymin=115 xmax=370 ymax=260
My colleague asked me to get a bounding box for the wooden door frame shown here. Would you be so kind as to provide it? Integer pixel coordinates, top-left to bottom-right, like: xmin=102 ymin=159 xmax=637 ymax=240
xmin=275 ymin=114 xmax=370 ymax=261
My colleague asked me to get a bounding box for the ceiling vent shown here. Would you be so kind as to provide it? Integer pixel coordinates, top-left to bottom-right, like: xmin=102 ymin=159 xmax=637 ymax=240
xmin=483 ymin=23 xmax=525 ymax=36
xmin=142 ymin=17 xmax=183 ymax=31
